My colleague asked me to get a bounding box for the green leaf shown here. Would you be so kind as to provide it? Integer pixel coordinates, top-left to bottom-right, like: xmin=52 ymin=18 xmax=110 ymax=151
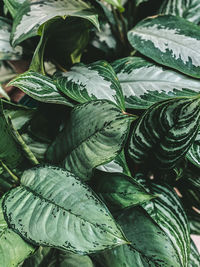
xmin=8 ymin=71 xmax=74 ymax=107
xmin=128 ymin=97 xmax=200 ymax=170
xmin=55 ymin=60 xmax=125 ymax=110
xmin=187 ymin=130 xmax=200 ymax=168
xmin=11 ymin=0 xmax=100 ymax=46
xmin=190 ymin=239 xmax=200 ymax=266
xmin=3 ymin=0 xmax=26 ymax=18
xmin=159 ymin=0 xmax=200 ymax=25
xmin=46 ymin=100 xmax=134 ymax=180
xmin=103 ymin=0 xmax=123 ymax=10
xmin=112 ymin=56 xmax=200 ymax=109
xmin=135 ymin=0 xmax=149 ymax=6
xmin=128 ymin=15 xmax=200 ymax=78
xmin=0 ymin=85 xmax=9 ymax=100
xmin=96 ymin=206 xmax=181 ymax=266
xmin=0 ymin=199 xmax=35 ymax=267
xmin=0 ymin=62 xmax=16 ymax=84
xmin=0 ymin=17 xmax=22 ymax=60
xmin=137 ymin=177 xmax=190 ymax=267
xmin=92 ymin=171 xmax=154 ymax=210
xmin=2 ymin=165 xmax=128 ymax=254
xmin=188 ymin=209 xmax=200 ymax=235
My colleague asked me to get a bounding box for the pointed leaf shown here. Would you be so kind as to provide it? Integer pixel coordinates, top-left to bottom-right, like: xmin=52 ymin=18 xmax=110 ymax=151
xmin=2 ymin=165 xmax=128 ymax=254
xmin=46 ymin=100 xmax=134 ymax=180
xmin=129 ymin=97 xmax=200 ymax=169
xmin=96 ymin=206 xmax=181 ymax=266
xmin=55 ymin=60 xmax=125 ymax=110
xmin=11 ymin=0 xmax=99 ymax=46
xmin=9 ymin=71 xmax=74 ymax=107
xmin=112 ymin=56 xmax=200 ymax=109
xmin=0 ymin=199 xmax=35 ymax=267
xmin=128 ymin=15 xmax=200 ymax=78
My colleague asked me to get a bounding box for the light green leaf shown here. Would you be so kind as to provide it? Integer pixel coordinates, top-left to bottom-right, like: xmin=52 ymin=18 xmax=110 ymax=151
xmin=0 ymin=199 xmax=35 ymax=267
xmin=159 ymin=0 xmax=200 ymax=25
xmin=112 ymin=56 xmax=200 ymax=109
xmin=137 ymin=176 xmax=190 ymax=267
xmin=46 ymin=100 xmax=135 ymax=180
xmin=96 ymin=206 xmax=181 ymax=266
xmin=8 ymin=71 xmax=74 ymax=107
xmin=55 ymin=60 xmax=125 ymax=110
xmin=128 ymin=15 xmax=200 ymax=78
xmin=2 ymin=165 xmax=128 ymax=254
xmin=92 ymin=171 xmax=154 ymax=210
xmin=0 ymin=85 xmax=9 ymax=100
xmin=128 ymin=97 xmax=200 ymax=170
xmin=190 ymin=239 xmax=200 ymax=266
xmin=11 ymin=0 xmax=99 ymax=46
xmin=0 ymin=17 xmax=22 ymax=60
xmin=3 ymin=0 xmax=26 ymax=18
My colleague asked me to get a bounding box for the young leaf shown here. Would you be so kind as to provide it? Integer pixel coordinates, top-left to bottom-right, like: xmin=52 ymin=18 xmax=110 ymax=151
xmin=128 ymin=15 xmax=200 ymax=78
xmin=112 ymin=56 xmax=200 ymax=109
xmin=0 ymin=199 xmax=35 ymax=267
xmin=96 ymin=206 xmax=181 ymax=266
xmin=2 ymin=165 xmax=128 ymax=254
xmin=0 ymin=17 xmax=22 ymax=60
xmin=91 ymin=171 xmax=154 ymax=210
xmin=8 ymin=71 xmax=74 ymax=107
xmin=55 ymin=60 xmax=125 ymax=110
xmin=46 ymin=100 xmax=135 ymax=180
xmin=11 ymin=0 xmax=99 ymax=46
xmin=128 ymin=97 xmax=200 ymax=170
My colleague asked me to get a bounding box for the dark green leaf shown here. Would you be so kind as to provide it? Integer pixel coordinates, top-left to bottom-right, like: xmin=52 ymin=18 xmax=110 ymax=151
xmin=190 ymin=239 xmax=200 ymax=266
xmin=128 ymin=97 xmax=200 ymax=170
xmin=187 ymin=130 xmax=200 ymax=168
xmin=2 ymin=165 xmax=128 ymax=254
xmin=55 ymin=60 xmax=125 ymax=110
xmin=128 ymin=15 xmax=200 ymax=78
xmin=46 ymin=100 xmax=135 ymax=180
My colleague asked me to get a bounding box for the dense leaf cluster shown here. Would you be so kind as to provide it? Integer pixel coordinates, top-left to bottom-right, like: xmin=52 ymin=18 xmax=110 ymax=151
xmin=0 ymin=0 xmax=200 ymax=266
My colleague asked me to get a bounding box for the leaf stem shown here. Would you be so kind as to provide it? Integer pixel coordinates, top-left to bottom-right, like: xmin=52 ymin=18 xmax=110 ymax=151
xmin=0 ymin=161 xmax=19 ymax=184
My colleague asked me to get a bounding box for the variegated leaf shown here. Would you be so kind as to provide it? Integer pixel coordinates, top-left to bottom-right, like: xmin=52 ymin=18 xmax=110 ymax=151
xmin=128 ymin=97 xmax=200 ymax=169
xmin=188 ymin=209 xmax=200 ymax=235
xmin=128 ymin=15 xmax=200 ymax=78
xmin=190 ymin=239 xmax=200 ymax=266
xmin=0 ymin=17 xmax=22 ymax=60
xmin=9 ymin=71 xmax=74 ymax=107
xmin=136 ymin=176 xmax=190 ymax=267
xmin=46 ymin=100 xmax=135 ymax=180
xmin=11 ymin=0 xmax=99 ymax=46
xmin=0 ymin=199 xmax=35 ymax=267
xmin=2 ymin=165 xmax=128 ymax=254
xmin=55 ymin=61 xmax=125 ymax=110
xmin=112 ymin=56 xmax=200 ymax=109
xmin=3 ymin=0 xmax=26 ymax=18
xmin=187 ymin=129 xmax=200 ymax=168
xmin=96 ymin=206 xmax=182 ymax=266
xmin=160 ymin=0 xmax=200 ymax=25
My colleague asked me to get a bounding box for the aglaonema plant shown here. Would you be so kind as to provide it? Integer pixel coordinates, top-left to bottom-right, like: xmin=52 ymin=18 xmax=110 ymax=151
xmin=0 ymin=0 xmax=200 ymax=266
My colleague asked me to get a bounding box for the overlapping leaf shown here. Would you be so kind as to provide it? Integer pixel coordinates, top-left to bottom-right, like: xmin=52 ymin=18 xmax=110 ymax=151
xmin=3 ymin=0 xmax=26 ymax=18
xmin=128 ymin=15 xmax=200 ymax=78
xmin=9 ymin=71 xmax=74 ymax=107
xmin=0 ymin=199 xmax=35 ymax=267
xmin=190 ymin=239 xmax=200 ymax=266
xmin=96 ymin=206 xmax=181 ymax=266
xmin=46 ymin=100 xmax=134 ymax=180
xmin=129 ymin=97 xmax=200 ymax=169
xmin=11 ymin=0 xmax=99 ymax=46
xmin=0 ymin=17 xmax=22 ymax=60
xmin=187 ymin=130 xmax=200 ymax=168
xmin=55 ymin=60 xmax=125 ymax=109
xmin=112 ymin=56 xmax=200 ymax=109
xmin=2 ymin=165 xmax=128 ymax=254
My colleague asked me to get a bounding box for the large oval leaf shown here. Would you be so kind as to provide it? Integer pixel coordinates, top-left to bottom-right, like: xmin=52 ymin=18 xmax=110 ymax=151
xmin=46 ymin=100 xmax=135 ymax=180
xmin=112 ymin=56 xmax=200 ymax=109
xmin=96 ymin=206 xmax=181 ymax=266
xmin=9 ymin=71 xmax=74 ymax=107
xmin=11 ymin=0 xmax=99 ymax=46
xmin=0 ymin=199 xmax=35 ymax=267
xmin=2 ymin=165 xmax=128 ymax=254
xmin=128 ymin=97 xmax=200 ymax=170
xmin=128 ymin=15 xmax=200 ymax=78
xmin=55 ymin=60 xmax=125 ymax=110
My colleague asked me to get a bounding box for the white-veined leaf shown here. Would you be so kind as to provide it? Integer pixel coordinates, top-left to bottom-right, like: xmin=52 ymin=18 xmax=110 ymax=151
xmin=112 ymin=56 xmax=200 ymax=109
xmin=9 ymin=71 xmax=74 ymax=107
xmin=187 ymin=129 xmax=200 ymax=168
xmin=55 ymin=60 xmax=125 ymax=110
xmin=46 ymin=100 xmax=135 ymax=180
xmin=0 ymin=199 xmax=35 ymax=267
xmin=128 ymin=15 xmax=200 ymax=78
xmin=2 ymin=165 xmax=128 ymax=254
xmin=190 ymin=239 xmax=200 ymax=266
xmin=11 ymin=0 xmax=99 ymax=46
xmin=128 ymin=97 xmax=200 ymax=170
